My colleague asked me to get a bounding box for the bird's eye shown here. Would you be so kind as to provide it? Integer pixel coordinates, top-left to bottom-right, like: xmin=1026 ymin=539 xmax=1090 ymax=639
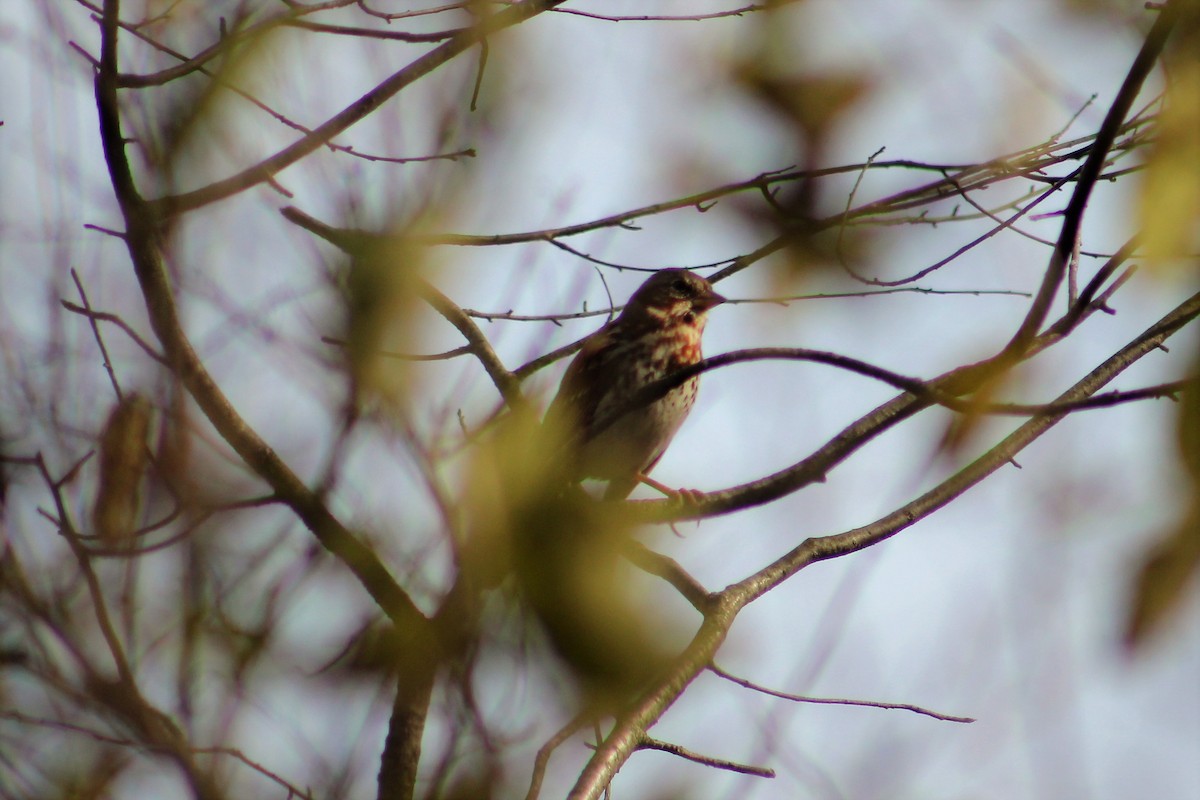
xmin=671 ymin=278 xmax=691 ymax=294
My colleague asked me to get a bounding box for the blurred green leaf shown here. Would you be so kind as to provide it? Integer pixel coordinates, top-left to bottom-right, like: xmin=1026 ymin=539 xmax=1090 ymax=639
xmin=342 ymin=236 xmax=425 ymax=411
xmin=1125 ymin=506 xmax=1200 ymax=650
xmin=1125 ymin=348 xmax=1200 ymax=650
xmin=739 ymin=68 xmax=872 ymax=143
xmin=139 ymin=10 xmax=286 ymax=193
xmin=462 ymin=410 xmax=672 ymax=708
xmin=92 ymin=393 xmax=152 ymax=543
xmin=1137 ymin=23 xmax=1200 ymax=266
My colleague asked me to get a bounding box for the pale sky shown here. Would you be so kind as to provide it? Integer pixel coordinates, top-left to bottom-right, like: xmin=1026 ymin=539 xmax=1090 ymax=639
xmin=2 ymin=2 xmax=1197 ymax=798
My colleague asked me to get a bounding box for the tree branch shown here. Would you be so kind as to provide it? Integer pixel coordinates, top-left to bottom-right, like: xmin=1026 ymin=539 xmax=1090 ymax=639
xmin=1001 ymin=0 xmax=1184 ymax=358
xmin=343 ymin=119 xmax=1149 ymax=250
xmin=147 ymin=0 xmax=567 ymax=217
xmin=622 ymin=541 xmax=712 ymax=613
xmin=281 ymin=206 xmax=527 ymax=410
xmin=524 ymin=713 xmax=591 ymax=800
xmin=94 ymin=0 xmax=427 ymax=639
xmin=567 ymin=287 xmax=1200 ymax=800
xmin=568 ymin=603 xmax=739 ymax=799
xmin=635 ymin=735 xmax=775 ymax=779
xmin=708 ymin=663 xmax=974 ymax=723
xmin=61 ymin=300 xmax=167 ymax=364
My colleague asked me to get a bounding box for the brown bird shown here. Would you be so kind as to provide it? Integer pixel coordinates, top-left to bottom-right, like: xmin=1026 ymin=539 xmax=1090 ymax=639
xmin=545 ymin=269 xmax=726 ymax=500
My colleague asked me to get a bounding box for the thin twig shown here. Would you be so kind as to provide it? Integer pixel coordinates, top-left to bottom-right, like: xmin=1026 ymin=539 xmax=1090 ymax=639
xmin=587 ymin=347 xmax=1191 ymax=460
xmin=285 ymin=18 xmax=464 ymax=42
xmin=33 ymin=453 xmax=135 ymax=687
xmin=569 ymin=287 xmax=1200 ymax=800
xmin=321 ymin=335 xmax=473 ymax=362
xmin=708 ymin=663 xmax=975 ymax=723
xmin=3 ymin=711 xmax=317 ymax=800
xmin=1001 ymin=0 xmax=1183 ymax=358
xmin=525 ymin=713 xmax=591 ymax=800
xmin=636 ymin=736 xmax=775 ymax=778
xmin=548 ymin=3 xmax=782 ymax=22
xmin=146 ymin=0 xmax=569 ymax=217
xmin=281 ymin=206 xmax=527 ymax=409
xmin=70 ymin=269 xmax=124 ymax=400
xmin=622 ymin=542 xmax=711 ymax=613
xmin=392 ymin=119 xmax=1154 ymax=249
xmin=464 ymin=286 xmax=1028 ymax=324
xmin=93 ymin=0 xmax=428 ymax=634
xmin=60 ymin=301 xmax=167 ymax=364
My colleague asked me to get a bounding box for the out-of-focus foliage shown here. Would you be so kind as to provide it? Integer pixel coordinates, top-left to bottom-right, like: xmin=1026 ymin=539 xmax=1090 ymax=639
xmin=2 ymin=2 xmax=1198 ymax=800
xmin=344 ymin=236 xmax=426 ymax=411
xmin=92 ymin=394 xmax=152 ymax=543
xmin=1127 ymin=347 xmax=1200 ymax=649
xmin=1137 ymin=10 xmax=1200 ymax=266
xmin=464 ymin=408 xmax=672 ymax=708
xmin=1127 ymin=5 xmax=1200 ymax=648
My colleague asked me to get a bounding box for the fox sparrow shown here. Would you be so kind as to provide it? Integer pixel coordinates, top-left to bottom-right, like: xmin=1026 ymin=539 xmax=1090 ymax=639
xmin=545 ymin=269 xmax=726 ymax=500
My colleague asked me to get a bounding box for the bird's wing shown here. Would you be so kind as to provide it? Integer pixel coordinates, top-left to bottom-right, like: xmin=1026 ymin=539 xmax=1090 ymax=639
xmin=543 ymin=327 xmax=618 ymax=445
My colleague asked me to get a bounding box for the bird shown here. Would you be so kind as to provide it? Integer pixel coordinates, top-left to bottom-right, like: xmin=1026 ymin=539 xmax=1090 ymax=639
xmin=544 ymin=269 xmax=726 ymax=500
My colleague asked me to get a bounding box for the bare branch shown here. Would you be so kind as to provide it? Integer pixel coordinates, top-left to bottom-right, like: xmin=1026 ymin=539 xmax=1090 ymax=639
xmin=464 ymin=285 xmax=1028 ymax=325
xmin=60 ymin=301 xmax=167 ymax=363
xmin=1001 ymin=0 xmax=1184 ymax=358
xmin=31 ymin=448 xmax=223 ymax=800
xmin=622 ymin=541 xmax=712 ymax=613
xmin=321 ymin=335 xmax=473 ymax=362
xmin=146 ymin=0 xmax=568 ymax=217
xmin=3 ymin=711 xmax=317 ymax=800
xmin=69 ymin=269 xmax=126 ymax=400
xmin=357 ymin=1 xmax=473 ymax=21
xmin=636 ymin=735 xmax=775 ymax=778
xmin=841 ymin=167 xmax=1079 ymax=286
xmin=548 ymin=3 xmax=788 ymax=22
xmin=94 ymin=0 xmax=427 ymax=635
xmin=33 ymin=453 xmax=134 ymax=687
xmin=732 ymin=289 xmax=1200 ymax=598
xmin=384 ymin=121 xmax=1154 ymax=250
xmin=708 ymin=663 xmax=975 ymax=723
xmin=569 ymin=289 xmax=1200 ymax=800
xmin=584 ymin=347 xmax=1189 ymax=515
xmin=281 ymin=206 xmax=527 ymax=409
xmin=525 ymin=714 xmax=591 ymax=800
xmin=419 ymin=280 xmax=528 ymax=410
xmin=569 ymin=606 xmax=738 ymax=799
xmin=285 ymin=18 xmax=464 ymax=42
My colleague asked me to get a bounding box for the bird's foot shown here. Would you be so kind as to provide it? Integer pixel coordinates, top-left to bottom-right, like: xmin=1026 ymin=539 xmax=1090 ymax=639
xmin=638 ymin=475 xmax=705 ymax=506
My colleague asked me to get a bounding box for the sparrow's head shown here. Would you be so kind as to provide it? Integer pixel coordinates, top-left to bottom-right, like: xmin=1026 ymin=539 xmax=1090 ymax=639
xmin=623 ymin=269 xmax=726 ymax=329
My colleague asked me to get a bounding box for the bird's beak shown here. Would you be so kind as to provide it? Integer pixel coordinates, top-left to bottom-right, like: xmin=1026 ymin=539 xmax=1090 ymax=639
xmin=696 ymin=288 xmax=727 ymax=311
